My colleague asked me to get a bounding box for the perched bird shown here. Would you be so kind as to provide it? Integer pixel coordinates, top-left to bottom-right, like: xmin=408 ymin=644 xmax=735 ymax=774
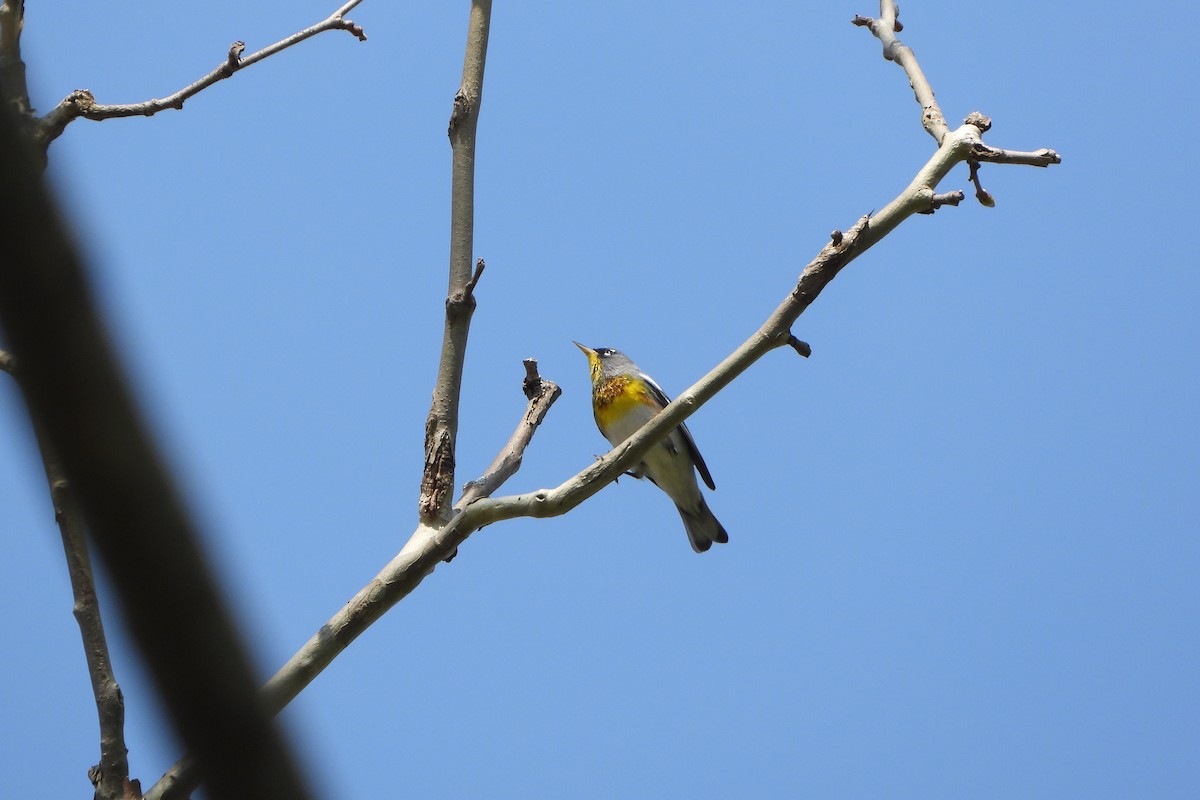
xmin=574 ymin=342 xmax=729 ymax=553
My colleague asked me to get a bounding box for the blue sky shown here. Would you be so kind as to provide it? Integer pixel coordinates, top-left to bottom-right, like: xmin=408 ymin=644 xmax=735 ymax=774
xmin=1 ymin=1 xmax=1196 ymax=798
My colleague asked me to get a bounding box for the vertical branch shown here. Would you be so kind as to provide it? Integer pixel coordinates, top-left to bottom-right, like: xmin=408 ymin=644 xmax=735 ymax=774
xmin=0 ymin=0 xmax=30 ymax=115
xmin=418 ymin=0 xmax=492 ymax=524
xmin=0 ymin=92 xmax=313 ymax=800
xmin=42 ymin=434 xmax=134 ymax=800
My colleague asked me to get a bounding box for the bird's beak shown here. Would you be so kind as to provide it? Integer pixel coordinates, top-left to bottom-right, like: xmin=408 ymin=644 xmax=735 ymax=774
xmin=573 ymin=341 xmax=601 ymax=373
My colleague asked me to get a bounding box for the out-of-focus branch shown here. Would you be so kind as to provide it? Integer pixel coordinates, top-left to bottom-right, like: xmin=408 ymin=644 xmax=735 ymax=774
xmin=0 ymin=88 xmax=313 ymax=800
xmin=34 ymin=0 xmax=368 ymax=147
xmin=418 ymin=0 xmax=492 ymax=524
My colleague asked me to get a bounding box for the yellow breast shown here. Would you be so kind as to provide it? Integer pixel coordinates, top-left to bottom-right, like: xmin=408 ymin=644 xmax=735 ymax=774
xmin=593 ymin=375 xmax=657 ymax=434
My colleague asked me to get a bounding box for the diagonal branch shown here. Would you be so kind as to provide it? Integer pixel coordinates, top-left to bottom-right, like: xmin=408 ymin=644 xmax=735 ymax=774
xmin=33 ymin=0 xmax=368 ymax=147
xmin=457 ymin=359 xmax=562 ymax=509
xmin=418 ymin=0 xmax=492 ymax=525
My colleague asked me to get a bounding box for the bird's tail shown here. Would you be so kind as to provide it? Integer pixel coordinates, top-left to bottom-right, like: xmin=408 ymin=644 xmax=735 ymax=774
xmin=678 ymin=496 xmax=729 ymax=553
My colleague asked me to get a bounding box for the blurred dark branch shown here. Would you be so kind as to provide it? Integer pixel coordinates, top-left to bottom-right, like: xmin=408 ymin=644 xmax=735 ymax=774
xmin=0 ymin=91 xmax=313 ymax=800
xmin=2 ymin=352 xmax=132 ymax=799
xmin=34 ymin=0 xmax=368 ymax=147
xmin=418 ymin=0 xmax=492 ymax=524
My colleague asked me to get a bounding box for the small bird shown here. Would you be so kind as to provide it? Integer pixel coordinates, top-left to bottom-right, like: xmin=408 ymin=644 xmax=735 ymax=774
xmin=574 ymin=342 xmax=729 ymax=553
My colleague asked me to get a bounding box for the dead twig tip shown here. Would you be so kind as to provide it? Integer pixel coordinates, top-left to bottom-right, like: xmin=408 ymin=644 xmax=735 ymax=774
xmin=227 ymin=40 xmax=245 ymax=69
xmin=465 ymin=258 xmax=486 ymax=295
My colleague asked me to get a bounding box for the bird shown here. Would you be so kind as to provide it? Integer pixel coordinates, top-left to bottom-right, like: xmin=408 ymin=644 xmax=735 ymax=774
xmin=574 ymin=342 xmax=728 ymax=553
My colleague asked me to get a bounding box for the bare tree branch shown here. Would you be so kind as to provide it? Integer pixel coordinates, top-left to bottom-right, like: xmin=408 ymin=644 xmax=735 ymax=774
xmin=33 ymin=0 xmax=368 ymax=146
xmin=221 ymin=9 xmax=1063 ymax=735
xmin=0 ymin=89 xmax=314 ymax=800
xmin=148 ymin=5 xmax=1060 ymax=794
xmin=419 ymin=0 xmax=492 ymax=524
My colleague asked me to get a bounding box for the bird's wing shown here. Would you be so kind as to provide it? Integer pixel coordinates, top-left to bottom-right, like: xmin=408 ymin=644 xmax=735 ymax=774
xmin=638 ymin=371 xmax=717 ymax=491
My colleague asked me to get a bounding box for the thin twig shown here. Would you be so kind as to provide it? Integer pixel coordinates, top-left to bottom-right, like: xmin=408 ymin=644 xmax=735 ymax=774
xmin=970 ymin=143 xmax=1061 ymax=167
xmin=444 ymin=355 xmax=558 ymax=563
xmin=418 ymin=0 xmax=492 ymax=524
xmin=458 ymin=359 xmax=561 ymax=508
xmin=33 ymin=0 xmax=368 ymax=146
xmin=0 ymin=88 xmax=314 ymax=800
